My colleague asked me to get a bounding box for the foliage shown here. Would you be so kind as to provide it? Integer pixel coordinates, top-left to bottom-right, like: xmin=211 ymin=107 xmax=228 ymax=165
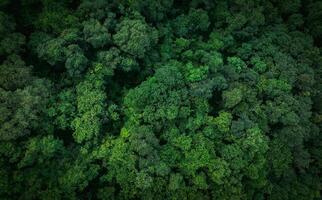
xmin=0 ymin=0 xmax=321 ymax=199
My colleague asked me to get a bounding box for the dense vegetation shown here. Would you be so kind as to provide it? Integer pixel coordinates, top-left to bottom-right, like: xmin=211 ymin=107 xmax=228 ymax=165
xmin=0 ymin=0 xmax=321 ymax=199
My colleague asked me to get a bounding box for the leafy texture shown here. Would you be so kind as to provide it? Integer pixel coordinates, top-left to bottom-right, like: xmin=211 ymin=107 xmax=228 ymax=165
xmin=0 ymin=1 xmax=321 ymax=199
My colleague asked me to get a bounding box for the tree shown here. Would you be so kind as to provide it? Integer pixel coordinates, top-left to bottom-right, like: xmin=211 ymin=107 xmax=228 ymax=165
xmin=0 ymin=79 xmax=51 ymax=141
xmin=113 ymin=17 xmax=158 ymax=58
xmin=83 ymin=19 xmax=111 ymax=48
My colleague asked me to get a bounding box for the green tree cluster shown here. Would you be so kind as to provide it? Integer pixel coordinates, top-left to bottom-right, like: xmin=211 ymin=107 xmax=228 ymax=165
xmin=0 ymin=0 xmax=321 ymax=199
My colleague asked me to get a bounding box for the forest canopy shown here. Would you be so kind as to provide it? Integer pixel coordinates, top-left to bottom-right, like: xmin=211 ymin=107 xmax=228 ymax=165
xmin=0 ymin=0 xmax=321 ymax=199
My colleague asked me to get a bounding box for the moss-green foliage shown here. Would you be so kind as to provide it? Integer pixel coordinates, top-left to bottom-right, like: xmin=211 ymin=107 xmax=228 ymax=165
xmin=0 ymin=0 xmax=321 ymax=199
